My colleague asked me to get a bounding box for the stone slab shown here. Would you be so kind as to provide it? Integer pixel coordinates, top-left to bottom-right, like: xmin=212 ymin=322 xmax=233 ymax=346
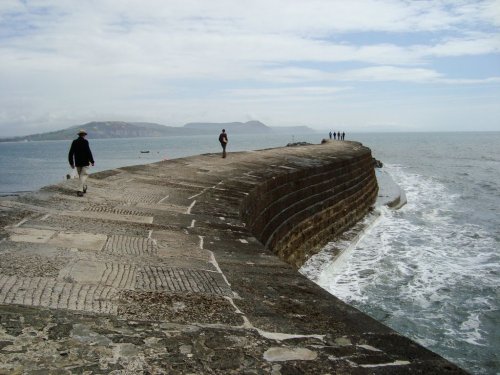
xmin=8 ymin=227 xmax=56 ymax=243
xmin=0 ymin=275 xmax=118 ymax=314
xmin=103 ymin=234 xmax=157 ymax=256
xmin=61 ymin=210 xmax=154 ymax=224
xmin=136 ymin=266 xmax=232 ymax=296
xmin=48 ymin=231 xmax=108 ymax=251
xmin=58 ymin=260 xmax=106 ymax=285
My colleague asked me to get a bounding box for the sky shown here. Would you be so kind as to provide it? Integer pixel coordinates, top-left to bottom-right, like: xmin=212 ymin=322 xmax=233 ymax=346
xmin=1 ymin=0 xmax=499 ymax=136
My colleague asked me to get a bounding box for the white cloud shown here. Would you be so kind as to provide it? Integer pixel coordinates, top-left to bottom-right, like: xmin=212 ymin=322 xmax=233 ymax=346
xmin=334 ymin=66 xmax=443 ymax=82
xmin=0 ymin=0 xmax=499 ymax=134
xmin=2 ymin=1 xmax=498 ymax=72
xmin=427 ymin=34 xmax=500 ymax=57
xmin=226 ymin=86 xmax=351 ymax=99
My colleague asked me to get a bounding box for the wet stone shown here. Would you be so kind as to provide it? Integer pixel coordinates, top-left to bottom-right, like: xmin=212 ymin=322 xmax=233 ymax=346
xmin=47 ymin=323 xmax=73 ymax=340
xmin=0 ymin=341 xmax=14 ymax=353
xmin=263 ymin=347 xmax=318 ymax=362
xmin=117 ymin=291 xmax=243 ymax=326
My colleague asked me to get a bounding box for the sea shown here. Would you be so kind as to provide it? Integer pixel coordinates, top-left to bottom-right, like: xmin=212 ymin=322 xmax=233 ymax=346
xmin=0 ymin=132 xmax=499 ymax=374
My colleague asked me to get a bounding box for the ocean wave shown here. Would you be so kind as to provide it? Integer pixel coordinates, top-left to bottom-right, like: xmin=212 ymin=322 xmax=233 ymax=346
xmin=302 ymin=163 xmax=500 ymax=374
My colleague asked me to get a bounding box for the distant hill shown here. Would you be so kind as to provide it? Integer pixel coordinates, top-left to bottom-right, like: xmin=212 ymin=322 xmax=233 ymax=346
xmin=0 ymin=121 xmax=195 ymax=142
xmin=0 ymin=120 xmax=315 ymax=142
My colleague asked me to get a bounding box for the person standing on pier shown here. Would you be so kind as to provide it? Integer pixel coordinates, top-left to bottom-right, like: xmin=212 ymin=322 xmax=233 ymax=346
xmin=219 ymin=129 xmax=228 ymax=158
xmin=68 ymin=129 xmax=94 ymax=197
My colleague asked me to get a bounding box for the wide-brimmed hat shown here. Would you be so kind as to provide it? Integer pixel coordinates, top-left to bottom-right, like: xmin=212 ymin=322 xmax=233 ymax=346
xmin=77 ymin=129 xmax=87 ymax=135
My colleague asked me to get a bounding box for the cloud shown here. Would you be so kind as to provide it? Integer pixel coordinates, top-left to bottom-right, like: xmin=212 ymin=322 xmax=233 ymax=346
xmin=2 ymin=1 xmax=498 ymax=75
xmin=426 ymin=34 xmax=500 ymax=57
xmin=225 ymin=86 xmax=351 ymax=99
xmin=0 ymin=0 xmax=499 ymax=134
xmin=334 ymin=66 xmax=443 ymax=82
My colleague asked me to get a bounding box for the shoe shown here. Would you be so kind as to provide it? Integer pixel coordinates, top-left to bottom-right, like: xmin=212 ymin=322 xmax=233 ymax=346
xmin=77 ymin=191 xmax=84 ymax=197
xmin=83 ymin=185 xmax=87 ymax=193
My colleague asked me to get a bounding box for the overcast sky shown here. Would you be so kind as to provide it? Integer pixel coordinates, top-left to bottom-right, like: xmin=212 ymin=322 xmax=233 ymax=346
xmin=1 ymin=0 xmax=499 ymax=136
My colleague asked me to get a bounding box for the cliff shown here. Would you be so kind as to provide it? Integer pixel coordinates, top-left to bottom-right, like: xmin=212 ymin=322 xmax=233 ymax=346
xmin=0 ymin=141 xmax=466 ymax=373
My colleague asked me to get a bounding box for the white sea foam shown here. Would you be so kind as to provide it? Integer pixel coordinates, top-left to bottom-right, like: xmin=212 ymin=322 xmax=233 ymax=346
xmin=302 ymin=163 xmax=499 ymax=373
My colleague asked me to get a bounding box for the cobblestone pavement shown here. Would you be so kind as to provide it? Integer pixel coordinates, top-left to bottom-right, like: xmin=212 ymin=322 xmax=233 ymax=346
xmin=0 ymin=145 xmax=467 ymax=374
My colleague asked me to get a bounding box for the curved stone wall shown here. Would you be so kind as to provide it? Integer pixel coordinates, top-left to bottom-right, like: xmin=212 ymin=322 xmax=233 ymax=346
xmin=240 ymin=141 xmax=378 ymax=268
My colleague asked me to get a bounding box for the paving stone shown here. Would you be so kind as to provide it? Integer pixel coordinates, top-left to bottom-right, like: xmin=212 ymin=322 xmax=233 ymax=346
xmin=8 ymin=227 xmax=56 ymax=243
xmin=61 ymin=210 xmax=154 ymax=224
xmin=48 ymin=231 xmax=108 ymax=251
xmin=121 ymin=191 xmax=168 ymax=204
xmin=0 ymin=275 xmax=118 ymax=314
xmin=103 ymin=234 xmax=157 ymax=256
xmin=84 ymin=205 xmax=152 ymax=217
xmin=136 ymin=266 xmax=232 ymax=296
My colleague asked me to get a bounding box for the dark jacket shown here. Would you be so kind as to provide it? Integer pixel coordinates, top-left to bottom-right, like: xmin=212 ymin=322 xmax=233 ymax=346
xmin=68 ymin=136 xmax=94 ymax=167
xmin=218 ymin=132 xmax=228 ymax=144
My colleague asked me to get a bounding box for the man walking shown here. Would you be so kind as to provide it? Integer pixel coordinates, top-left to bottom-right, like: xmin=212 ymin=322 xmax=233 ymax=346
xmin=218 ymin=129 xmax=228 ymax=158
xmin=68 ymin=129 xmax=94 ymax=197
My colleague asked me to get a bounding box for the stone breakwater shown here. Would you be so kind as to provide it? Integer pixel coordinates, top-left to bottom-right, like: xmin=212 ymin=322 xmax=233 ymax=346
xmin=0 ymin=141 xmax=466 ymax=374
xmin=241 ymin=141 xmax=378 ymax=268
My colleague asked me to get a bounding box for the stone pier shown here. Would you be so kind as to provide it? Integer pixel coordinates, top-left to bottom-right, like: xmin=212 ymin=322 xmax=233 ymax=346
xmin=0 ymin=141 xmax=466 ymax=373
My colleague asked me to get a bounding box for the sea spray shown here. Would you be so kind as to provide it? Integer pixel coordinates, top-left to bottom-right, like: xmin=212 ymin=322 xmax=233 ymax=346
xmin=301 ymin=161 xmax=499 ymax=375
